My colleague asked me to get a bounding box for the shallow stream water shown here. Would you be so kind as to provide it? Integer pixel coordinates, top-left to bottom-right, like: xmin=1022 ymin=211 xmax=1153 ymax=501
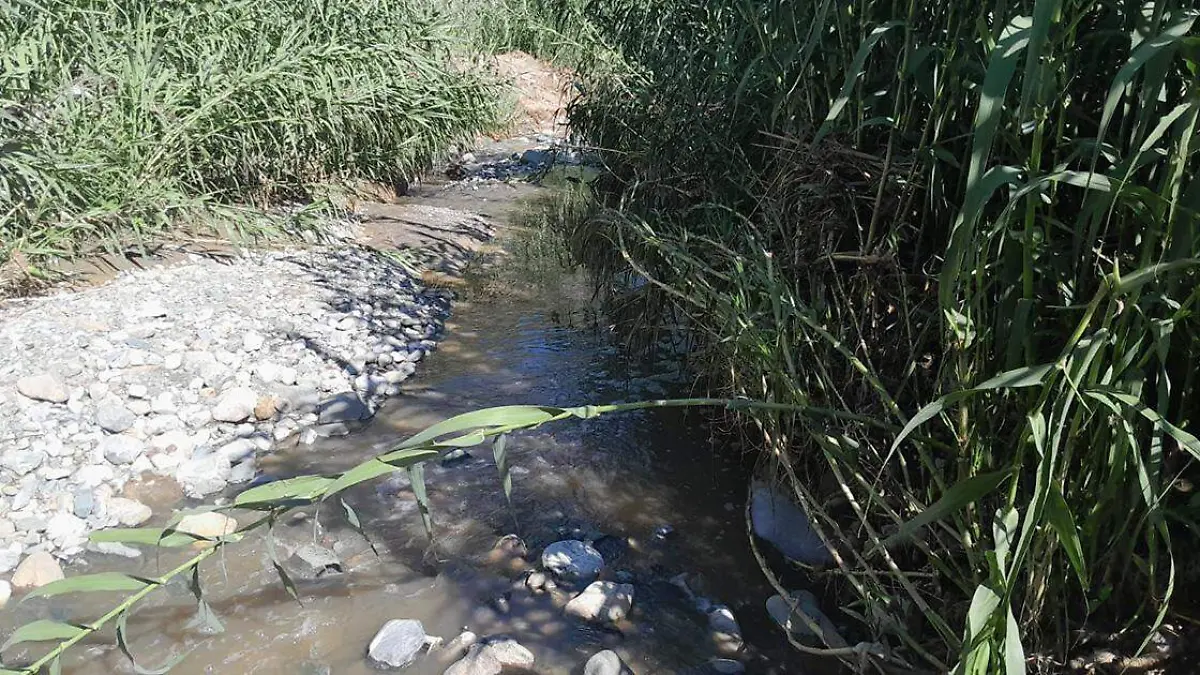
xmin=2 ymin=149 xmax=811 ymax=675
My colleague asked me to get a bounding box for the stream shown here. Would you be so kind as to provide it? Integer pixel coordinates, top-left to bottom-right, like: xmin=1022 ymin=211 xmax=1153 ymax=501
xmin=1 ymin=143 xmax=810 ymax=675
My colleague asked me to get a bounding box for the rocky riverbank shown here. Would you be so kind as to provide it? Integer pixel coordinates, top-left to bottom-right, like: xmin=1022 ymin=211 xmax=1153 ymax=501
xmin=0 ymin=224 xmax=487 ymax=568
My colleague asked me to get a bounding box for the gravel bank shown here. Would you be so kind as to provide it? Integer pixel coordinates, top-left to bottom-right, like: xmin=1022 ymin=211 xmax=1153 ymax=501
xmin=0 ymin=232 xmax=485 ymax=566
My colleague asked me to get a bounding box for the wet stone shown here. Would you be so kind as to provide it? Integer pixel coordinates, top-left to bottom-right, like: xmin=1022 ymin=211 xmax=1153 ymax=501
xmin=367 ymin=619 xmax=428 ymax=669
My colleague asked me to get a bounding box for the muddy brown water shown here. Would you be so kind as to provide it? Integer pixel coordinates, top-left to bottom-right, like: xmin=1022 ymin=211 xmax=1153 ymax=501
xmin=1 ymin=161 xmax=811 ymax=675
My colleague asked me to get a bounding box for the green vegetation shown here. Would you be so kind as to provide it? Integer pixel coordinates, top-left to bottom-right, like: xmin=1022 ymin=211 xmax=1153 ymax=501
xmin=0 ymin=0 xmax=501 ymax=263
xmin=562 ymin=0 xmax=1200 ymax=671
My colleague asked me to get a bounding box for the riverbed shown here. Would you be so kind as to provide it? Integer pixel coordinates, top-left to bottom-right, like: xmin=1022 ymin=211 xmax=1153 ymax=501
xmin=1 ymin=146 xmax=809 ymax=675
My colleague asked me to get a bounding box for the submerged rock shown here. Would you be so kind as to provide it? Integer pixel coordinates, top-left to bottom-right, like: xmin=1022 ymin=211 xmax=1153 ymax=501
xmin=565 ymin=581 xmax=634 ymax=624
xmin=368 ymin=619 xmax=429 ymax=669
xmin=766 ymin=590 xmax=846 ymax=648
xmin=750 ymin=482 xmax=832 ymax=565
xmin=444 ymin=638 xmax=534 ymax=675
xmin=707 ymin=605 xmax=745 ymax=655
xmin=541 ymin=539 xmax=604 ymax=584
xmin=584 ymin=650 xmax=633 ymax=675
xmin=11 ymin=550 xmax=64 ymax=589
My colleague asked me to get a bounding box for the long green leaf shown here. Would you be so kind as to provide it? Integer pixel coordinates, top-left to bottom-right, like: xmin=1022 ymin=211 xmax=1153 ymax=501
xmin=1046 ymin=485 xmax=1087 ymax=587
xmin=89 ymin=528 xmax=199 ymax=548
xmin=884 ymin=471 xmax=1011 ymax=548
xmin=395 ymin=405 xmax=564 ymax=449
xmin=22 ymin=573 xmax=152 ymax=601
xmin=1 ymin=621 xmax=85 ymax=652
xmin=810 ymin=20 xmax=904 ymax=148
xmin=234 ymin=476 xmax=334 ymax=507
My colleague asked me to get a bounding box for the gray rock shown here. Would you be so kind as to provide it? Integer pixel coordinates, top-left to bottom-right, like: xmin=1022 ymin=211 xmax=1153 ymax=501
xmin=216 ymin=438 xmax=257 ymax=464
xmin=564 ymin=581 xmax=634 ymax=624
xmin=766 ymin=591 xmax=847 ymax=648
xmin=17 ymin=373 xmax=69 ymax=403
xmin=445 ymin=639 xmax=534 ymax=675
xmin=46 ymin=512 xmax=87 ymax=549
xmin=100 ymin=435 xmax=146 ymax=464
xmin=585 ymin=650 xmax=633 ymax=675
xmin=0 ymin=542 xmax=24 ymax=574
xmin=86 ymin=541 xmax=143 ymax=558
xmin=367 ymin=619 xmax=428 ymax=669
xmin=151 ymin=392 xmax=177 ymax=414
xmin=211 ymin=386 xmax=257 ymax=423
xmin=106 ymin=497 xmax=152 ymax=526
xmin=96 ymin=403 xmax=136 ymax=433
xmin=750 ymin=483 xmax=832 ymax=565
xmin=2 ymin=449 xmax=45 ymax=476
xmin=127 ymin=383 xmax=149 ymax=399
xmin=541 ymin=540 xmax=604 ymax=584
xmin=243 ymin=331 xmax=265 ymax=352
xmin=317 ymin=392 xmax=371 ymax=424
xmin=708 ymin=605 xmax=744 ymax=655
xmin=175 ymin=454 xmax=232 ymax=498
xmin=228 ymin=458 xmax=256 ymax=484
xmin=288 ymin=543 xmax=342 ymax=578
xmin=72 ymin=488 xmax=95 ymax=518
xmin=0 ymin=580 xmax=10 ymax=610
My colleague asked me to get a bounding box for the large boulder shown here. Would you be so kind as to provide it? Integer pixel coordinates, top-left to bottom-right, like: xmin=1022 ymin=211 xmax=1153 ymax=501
xmin=749 ymin=482 xmax=832 ymax=565
xmin=367 ymin=619 xmax=428 ymax=669
xmin=565 ymin=581 xmax=634 ymax=624
xmin=541 ymin=540 xmax=604 ymax=584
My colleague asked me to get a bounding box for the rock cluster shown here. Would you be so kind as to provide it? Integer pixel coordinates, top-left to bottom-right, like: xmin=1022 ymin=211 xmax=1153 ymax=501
xmin=0 ymin=246 xmax=448 ymax=561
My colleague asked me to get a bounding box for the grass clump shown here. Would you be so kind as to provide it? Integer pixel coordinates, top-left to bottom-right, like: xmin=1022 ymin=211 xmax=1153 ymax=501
xmin=0 ymin=0 xmax=502 ymax=264
xmin=564 ymin=0 xmax=1200 ymax=671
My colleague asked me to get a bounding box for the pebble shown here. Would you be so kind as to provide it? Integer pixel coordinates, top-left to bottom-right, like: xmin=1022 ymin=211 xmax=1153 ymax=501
xmin=0 ymin=580 xmax=10 ymax=609
xmin=16 ymin=373 xmax=69 ymax=403
xmin=212 ymin=387 xmax=258 ymax=423
xmin=175 ymin=512 xmax=238 ymax=540
xmin=107 ymin=497 xmax=153 ymax=526
xmin=11 ymin=550 xmax=65 ymax=589
xmin=96 ymin=403 xmax=136 ymax=433
xmin=100 ymin=435 xmax=146 ymax=465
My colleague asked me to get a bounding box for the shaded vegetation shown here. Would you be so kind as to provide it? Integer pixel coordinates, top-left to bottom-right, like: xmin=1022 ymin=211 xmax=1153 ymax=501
xmin=562 ymin=0 xmax=1200 ymax=672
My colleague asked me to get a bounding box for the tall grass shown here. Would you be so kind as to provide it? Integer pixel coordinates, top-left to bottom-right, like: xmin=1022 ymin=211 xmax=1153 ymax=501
xmin=565 ymin=0 xmax=1200 ymax=671
xmin=0 ymin=0 xmax=502 ymax=262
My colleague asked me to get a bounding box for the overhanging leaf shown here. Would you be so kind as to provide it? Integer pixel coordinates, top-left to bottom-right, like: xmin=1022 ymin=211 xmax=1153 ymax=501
xmin=493 ymin=433 xmax=513 ymax=506
xmin=22 ymin=573 xmax=152 ymax=601
xmin=396 ymin=406 xmax=564 ymax=449
xmin=89 ymin=527 xmax=199 ymax=548
xmin=1 ymin=620 xmax=86 ymax=652
xmin=234 ymin=476 xmax=334 ymax=507
xmin=341 ymin=498 xmax=378 ymax=555
xmin=409 ymin=463 xmax=433 ymax=540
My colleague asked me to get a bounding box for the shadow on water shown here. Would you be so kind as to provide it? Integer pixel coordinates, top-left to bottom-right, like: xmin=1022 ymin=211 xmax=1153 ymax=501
xmin=2 ymin=196 xmax=817 ymax=675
